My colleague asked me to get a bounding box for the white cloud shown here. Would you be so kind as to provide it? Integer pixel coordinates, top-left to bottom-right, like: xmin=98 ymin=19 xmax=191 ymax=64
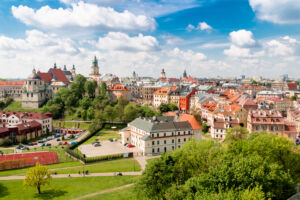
xmin=12 ymin=1 xmax=156 ymax=32
xmin=198 ymin=22 xmax=212 ymax=31
xmin=249 ymin=0 xmax=300 ymax=24
xmin=229 ymin=29 xmax=256 ymax=47
xmin=198 ymin=42 xmax=230 ymax=49
xmin=224 ymin=45 xmax=252 ymax=58
xmin=282 ymin=36 xmax=298 ymax=44
xmin=266 ymin=40 xmax=294 ymax=56
xmin=186 ymin=22 xmax=212 ymax=32
xmin=96 ymin=32 xmax=160 ymax=52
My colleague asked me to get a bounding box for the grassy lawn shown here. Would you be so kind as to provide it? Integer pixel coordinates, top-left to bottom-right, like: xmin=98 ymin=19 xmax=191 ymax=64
xmin=83 ymin=130 xmax=121 ymax=145
xmin=0 ymin=162 xmax=81 ymax=177
xmin=0 ymin=159 xmax=140 ymax=177
xmin=53 ymin=121 xmax=90 ymax=130
xmin=0 ymin=176 xmax=138 ymax=200
xmin=3 ymin=101 xmax=41 ymax=113
xmin=51 ymin=158 xmax=140 ymax=174
xmin=86 ymin=185 xmax=136 ymax=200
xmin=0 ymin=148 xmax=14 ymax=154
xmin=23 ymin=146 xmax=74 ymax=163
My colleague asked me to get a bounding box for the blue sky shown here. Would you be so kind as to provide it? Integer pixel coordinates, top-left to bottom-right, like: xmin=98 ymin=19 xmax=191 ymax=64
xmin=0 ymin=0 xmax=300 ymax=79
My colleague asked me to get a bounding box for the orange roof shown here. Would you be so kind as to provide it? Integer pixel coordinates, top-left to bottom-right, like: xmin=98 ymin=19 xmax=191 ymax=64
xmin=0 ymin=81 xmax=24 ymax=87
xmin=163 ymin=112 xmax=177 ymax=116
xmin=154 ymin=88 xmax=170 ymax=95
xmin=201 ymin=102 xmax=218 ymax=112
xmin=179 ymin=114 xmax=202 ymax=130
xmin=108 ymin=84 xmax=130 ymax=91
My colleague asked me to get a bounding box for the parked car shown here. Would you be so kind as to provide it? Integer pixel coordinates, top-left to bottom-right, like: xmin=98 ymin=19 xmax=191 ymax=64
xmin=113 ymin=138 xmax=118 ymax=142
xmin=16 ymin=145 xmax=24 ymax=149
xmin=46 ymin=143 xmax=51 ymax=146
xmin=21 ymin=146 xmax=29 ymax=150
xmin=38 ymin=140 xmax=44 ymax=143
xmin=32 ymin=142 xmax=38 ymax=145
xmin=27 ymin=143 xmax=34 ymax=146
xmin=55 ymin=134 xmax=60 ymax=138
xmin=109 ymin=138 xmax=113 ymax=142
xmin=40 ymin=143 xmax=46 ymax=147
xmin=128 ymin=144 xmax=135 ymax=148
xmin=56 ymin=138 xmax=61 ymax=141
xmin=71 ymin=141 xmax=77 ymax=145
xmin=58 ymin=142 xmax=62 ymax=145
xmin=94 ymin=143 xmax=101 ymax=147
xmin=63 ymin=141 xmax=68 ymax=145
xmin=124 ymin=143 xmax=128 ymax=146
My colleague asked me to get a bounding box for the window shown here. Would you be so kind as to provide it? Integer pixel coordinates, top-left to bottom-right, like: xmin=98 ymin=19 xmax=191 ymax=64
xmin=184 ymin=138 xmax=186 ymax=142
xmin=172 ymin=132 xmax=174 ymax=136
xmin=157 ymin=141 xmax=160 ymax=145
xmin=164 ymin=140 xmax=166 ymax=144
xmin=164 ymin=147 xmax=167 ymax=152
xmin=178 ymin=139 xmax=180 ymax=142
xmin=172 ymin=146 xmax=174 ymax=150
xmin=157 ymin=148 xmax=160 ymax=152
xmin=157 ymin=133 xmax=159 ymax=137
xmin=164 ymin=133 xmax=166 ymax=137
xmin=152 ymin=141 xmax=154 ymax=145
xmin=172 ymin=139 xmax=174 ymax=143
xmin=152 ymin=149 xmax=155 ymax=153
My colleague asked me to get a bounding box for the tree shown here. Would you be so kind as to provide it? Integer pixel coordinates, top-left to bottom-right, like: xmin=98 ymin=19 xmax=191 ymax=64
xmin=124 ymin=104 xmax=139 ymax=122
xmin=99 ymin=81 xmax=108 ymax=98
xmin=84 ymin=80 xmax=97 ymax=98
xmin=104 ymin=105 xmax=117 ymax=122
xmin=225 ymin=126 xmax=249 ymax=142
xmin=158 ymin=103 xmax=170 ymax=113
xmin=168 ymin=103 xmax=178 ymax=111
xmin=24 ymin=163 xmax=51 ymax=194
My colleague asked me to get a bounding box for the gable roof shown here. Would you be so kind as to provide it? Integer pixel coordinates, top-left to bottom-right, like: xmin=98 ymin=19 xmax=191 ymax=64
xmin=38 ymin=72 xmax=53 ymax=84
xmin=179 ymin=114 xmax=202 ymax=130
xmin=0 ymin=81 xmax=24 ymax=87
xmin=287 ymin=83 xmax=298 ymax=90
xmin=49 ymin=68 xmax=69 ymax=83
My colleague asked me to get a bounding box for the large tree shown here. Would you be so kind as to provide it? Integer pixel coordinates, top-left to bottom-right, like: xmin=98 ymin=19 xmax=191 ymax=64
xmin=24 ymin=163 xmax=51 ymax=194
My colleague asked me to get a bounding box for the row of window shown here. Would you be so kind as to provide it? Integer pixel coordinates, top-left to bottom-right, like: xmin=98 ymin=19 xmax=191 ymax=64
xmin=152 ymin=145 xmax=181 ymax=153
xmin=151 ymin=131 xmax=191 ymax=138
xmin=152 ymin=138 xmax=187 ymax=145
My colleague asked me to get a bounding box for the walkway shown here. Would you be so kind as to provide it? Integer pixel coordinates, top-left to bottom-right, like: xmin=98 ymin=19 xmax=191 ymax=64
xmin=73 ymin=183 xmax=134 ymax=200
xmin=0 ymin=171 xmax=142 ymax=181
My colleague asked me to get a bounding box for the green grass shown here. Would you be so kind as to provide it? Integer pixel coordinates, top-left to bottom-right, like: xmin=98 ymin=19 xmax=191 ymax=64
xmin=53 ymin=121 xmax=90 ymax=130
xmin=52 ymin=158 xmax=140 ymax=174
xmin=0 ymin=162 xmax=81 ymax=177
xmin=83 ymin=130 xmax=121 ymax=144
xmin=0 ymin=159 xmax=140 ymax=177
xmin=0 ymin=148 xmax=14 ymax=154
xmin=86 ymin=185 xmax=137 ymax=200
xmin=3 ymin=101 xmax=41 ymax=113
xmin=23 ymin=146 xmax=75 ymax=163
xmin=0 ymin=176 xmax=138 ymax=200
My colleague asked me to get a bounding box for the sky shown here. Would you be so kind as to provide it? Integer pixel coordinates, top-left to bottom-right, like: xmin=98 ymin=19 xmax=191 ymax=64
xmin=0 ymin=0 xmax=300 ymax=79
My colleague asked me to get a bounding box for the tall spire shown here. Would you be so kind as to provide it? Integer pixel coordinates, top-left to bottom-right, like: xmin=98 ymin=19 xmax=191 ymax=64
xmin=72 ymin=64 xmax=75 ymax=70
xmin=54 ymin=63 xmax=57 ymax=69
xmin=183 ymin=70 xmax=187 ymax=78
xmin=63 ymin=65 xmax=67 ymax=70
xmin=93 ymin=56 xmax=98 ymax=67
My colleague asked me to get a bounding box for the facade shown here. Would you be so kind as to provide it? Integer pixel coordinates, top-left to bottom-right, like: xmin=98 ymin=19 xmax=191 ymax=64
xmin=210 ymin=117 xmax=240 ymax=140
xmin=108 ymin=84 xmax=131 ymax=100
xmin=0 ymin=81 xmax=24 ymax=101
xmin=153 ymin=88 xmax=171 ymax=107
xmin=0 ymin=111 xmax=53 ymax=135
xmin=121 ymin=116 xmax=196 ymax=155
xmin=22 ymin=69 xmax=47 ymax=108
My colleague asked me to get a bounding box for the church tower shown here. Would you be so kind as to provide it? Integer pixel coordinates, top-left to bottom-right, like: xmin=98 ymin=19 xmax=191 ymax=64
xmin=160 ymin=69 xmax=167 ymax=82
xmin=22 ymin=69 xmax=46 ymax=108
xmin=90 ymin=56 xmax=100 ymax=77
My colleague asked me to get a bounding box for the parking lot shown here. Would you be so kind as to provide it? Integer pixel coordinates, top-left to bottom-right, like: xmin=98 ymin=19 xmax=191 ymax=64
xmin=78 ymin=140 xmax=139 ymax=157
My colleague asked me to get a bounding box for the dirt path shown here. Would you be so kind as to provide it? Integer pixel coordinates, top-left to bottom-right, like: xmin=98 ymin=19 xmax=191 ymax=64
xmin=73 ymin=183 xmax=134 ymax=200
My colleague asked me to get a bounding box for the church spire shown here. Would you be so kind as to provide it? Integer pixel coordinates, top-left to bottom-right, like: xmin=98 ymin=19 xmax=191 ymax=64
xmin=93 ymin=56 xmax=98 ymax=67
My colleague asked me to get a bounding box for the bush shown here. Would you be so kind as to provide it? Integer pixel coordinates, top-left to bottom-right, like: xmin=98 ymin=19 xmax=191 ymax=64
xmin=0 ymin=138 xmax=13 ymax=147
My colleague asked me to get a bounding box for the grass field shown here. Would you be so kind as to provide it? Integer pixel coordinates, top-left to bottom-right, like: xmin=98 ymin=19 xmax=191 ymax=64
xmin=53 ymin=121 xmax=91 ymax=130
xmin=0 ymin=176 xmax=138 ymax=200
xmin=83 ymin=130 xmax=121 ymax=145
xmin=0 ymin=159 xmax=140 ymax=177
xmin=23 ymin=146 xmax=74 ymax=163
xmin=0 ymin=148 xmax=14 ymax=154
xmin=3 ymin=101 xmax=41 ymax=113
xmin=86 ymin=185 xmax=136 ymax=200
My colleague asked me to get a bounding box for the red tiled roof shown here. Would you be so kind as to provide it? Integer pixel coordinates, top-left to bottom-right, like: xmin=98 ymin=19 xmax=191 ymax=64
xmin=0 ymin=81 xmax=24 ymax=87
xmin=108 ymin=84 xmax=130 ymax=91
xmin=179 ymin=114 xmax=202 ymax=130
xmin=50 ymin=68 xmax=69 ymax=83
xmin=287 ymin=83 xmax=298 ymax=90
xmin=0 ymin=111 xmax=51 ymax=120
xmin=38 ymin=72 xmax=53 ymax=83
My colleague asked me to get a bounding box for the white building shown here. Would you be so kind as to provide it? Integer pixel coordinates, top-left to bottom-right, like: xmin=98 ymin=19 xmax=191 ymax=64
xmin=120 ymin=116 xmax=198 ymax=155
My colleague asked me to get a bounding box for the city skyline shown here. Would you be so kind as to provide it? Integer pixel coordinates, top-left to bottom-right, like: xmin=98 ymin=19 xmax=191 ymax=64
xmin=0 ymin=0 xmax=300 ymax=78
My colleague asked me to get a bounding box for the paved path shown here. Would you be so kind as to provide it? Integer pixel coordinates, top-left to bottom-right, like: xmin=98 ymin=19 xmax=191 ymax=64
xmin=73 ymin=183 xmax=134 ymax=200
xmin=0 ymin=171 xmax=142 ymax=180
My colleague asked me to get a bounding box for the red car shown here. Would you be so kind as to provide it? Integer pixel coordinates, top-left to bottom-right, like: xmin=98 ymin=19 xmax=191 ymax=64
xmin=128 ymin=144 xmax=135 ymax=148
xmin=32 ymin=142 xmax=38 ymax=145
xmin=63 ymin=141 xmax=68 ymax=145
